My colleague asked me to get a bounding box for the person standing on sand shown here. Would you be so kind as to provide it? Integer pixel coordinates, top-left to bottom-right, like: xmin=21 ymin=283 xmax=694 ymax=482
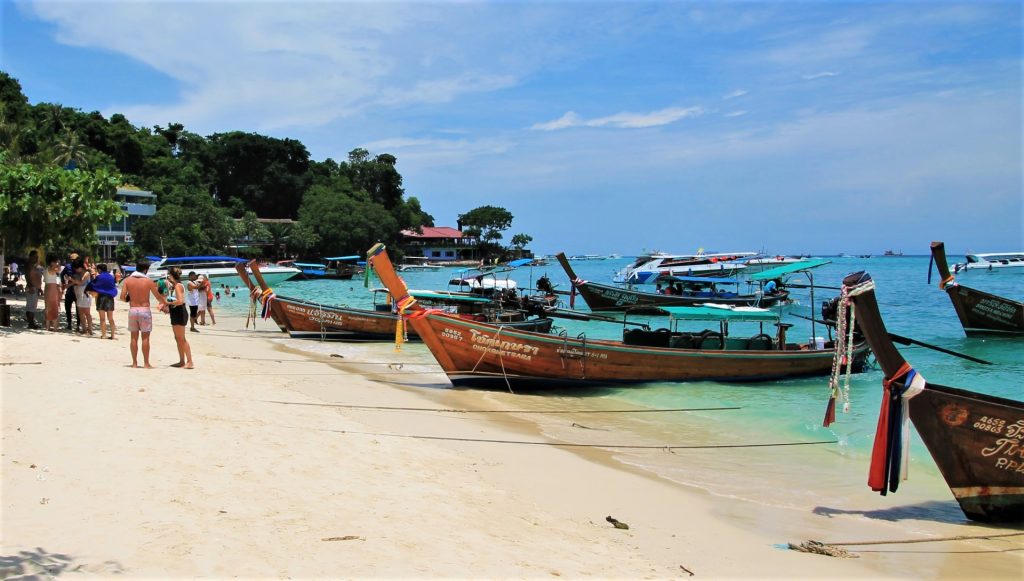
xmin=61 ymin=253 xmax=79 ymax=331
xmin=186 ymin=271 xmax=201 ymax=332
xmin=70 ymin=259 xmax=94 ymax=335
xmin=92 ymin=264 xmax=119 ymax=339
xmin=43 ymin=255 xmax=62 ymax=331
xmin=120 ymin=259 xmax=169 ymax=368
xmin=164 ymin=267 xmax=194 ymax=369
xmin=24 ymin=250 xmax=43 ymax=329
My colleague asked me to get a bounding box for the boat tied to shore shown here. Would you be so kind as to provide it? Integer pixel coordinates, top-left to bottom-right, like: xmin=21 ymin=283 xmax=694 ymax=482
xmin=148 ymin=255 xmax=300 ymax=288
xmin=836 ymin=270 xmax=1023 ymax=523
xmin=929 ymin=241 xmax=1023 ymax=336
xmin=366 ymin=243 xmax=868 ymax=389
xmin=238 ymin=261 xmax=553 ymax=341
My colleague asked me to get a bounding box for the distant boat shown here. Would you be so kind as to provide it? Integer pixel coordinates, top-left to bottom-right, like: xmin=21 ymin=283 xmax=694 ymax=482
xmin=929 ymin=241 xmax=1023 ymax=336
xmin=288 ymin=255 xmax=361 ymax=280
xmin=953 ymin=251 xmax=1024 ymax=273
xmin=147 ymin=255 xmax=299 ymax=287
xmin=613 ymin=251 xmax=753 ymax=284
xmin=397 ymin=256 xmax=443 ymax=272
xmin=556 ymin=253 xmax=790 ymax=314
xmin=883 ymin=249 xmax=903 ymax=257
xmin=841 ymin=270 xmax=1023 ymax=523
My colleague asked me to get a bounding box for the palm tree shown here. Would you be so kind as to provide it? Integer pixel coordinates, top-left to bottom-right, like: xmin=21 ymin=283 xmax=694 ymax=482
xmin=265 ymin=221 xmax=294 ymax=259
xmin=0 ymin=113 xmax=26 ymax=164
xmin=52 ymin=130 xmax=89 ymax=169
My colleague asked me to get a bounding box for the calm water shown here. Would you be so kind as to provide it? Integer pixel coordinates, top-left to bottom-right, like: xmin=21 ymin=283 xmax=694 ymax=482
xmin=220 ymin=255 xmax=1022 ymax=520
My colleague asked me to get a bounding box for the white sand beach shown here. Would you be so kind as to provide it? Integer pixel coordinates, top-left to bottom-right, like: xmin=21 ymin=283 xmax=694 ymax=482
xmin=2 ymin=298 xmax=1021 ymax=579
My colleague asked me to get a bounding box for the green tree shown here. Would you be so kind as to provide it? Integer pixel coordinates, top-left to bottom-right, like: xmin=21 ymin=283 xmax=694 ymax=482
xmin=52 ymin=129 xmax=90 ymax=168
xmin=265 ymin=221 xmax=293 ymax=259
xmin=287 ymin=221 xmax=320 ymax=255
xmin=0 ymin=157 xmax=124 ymax=251
xmin=204 ymin=131 xmax=312 ymax=218
xmin=511 ymin=233 xmax=533 ymax=249
xmin=132 ymin=187 xmax=236 ymax=256
xmin=298 ymin=184 xmax=397 ymax=255
xmin=458 ymin=205 xmax=514 ymax=244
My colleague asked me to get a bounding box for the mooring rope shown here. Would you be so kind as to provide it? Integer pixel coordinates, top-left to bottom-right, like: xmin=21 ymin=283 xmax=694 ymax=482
xmin=260 ymin=400 xmax=743 ymax=414
xmin=789 ymin=531 xmax=1024 ymax=558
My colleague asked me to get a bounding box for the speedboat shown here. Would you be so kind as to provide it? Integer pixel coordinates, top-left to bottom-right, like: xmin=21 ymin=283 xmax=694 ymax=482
xmin=146 ymin=256 xmax=300 ymax=288
xmin=613 ymin=251 xmax=753 ymax=284
xmin=953 ymin=252 xmax=1024 ymax=273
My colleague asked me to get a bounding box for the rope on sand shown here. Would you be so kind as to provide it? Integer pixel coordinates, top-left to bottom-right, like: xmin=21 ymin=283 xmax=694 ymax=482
xmin=261 ymin=400 xmax=743 ymax=414
xmin=789 ymin=531 xmax=1024 ymax=558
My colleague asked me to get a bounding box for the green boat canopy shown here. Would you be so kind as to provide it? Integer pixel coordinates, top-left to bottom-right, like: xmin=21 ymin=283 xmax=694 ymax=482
xmin=659 ymin=304 xmax=780 ymax=322
xmin=749 ymin=259 xmax=831 ymax=281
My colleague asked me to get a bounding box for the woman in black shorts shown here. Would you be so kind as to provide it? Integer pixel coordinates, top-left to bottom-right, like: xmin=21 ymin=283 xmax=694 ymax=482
xmin=165 ymin=267 xmax=193 ymax=369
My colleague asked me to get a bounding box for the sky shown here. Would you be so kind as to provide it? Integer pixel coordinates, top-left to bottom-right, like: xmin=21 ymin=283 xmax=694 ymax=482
xmin=2 ymin=0 xmax=1021 ymax=255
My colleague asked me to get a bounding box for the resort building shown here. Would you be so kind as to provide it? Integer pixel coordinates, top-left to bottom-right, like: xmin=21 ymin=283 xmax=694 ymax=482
xmin=400 ymin=226 xmax=480 ymax=262
xmin=96 ymin=187 xmax=156 ymax=260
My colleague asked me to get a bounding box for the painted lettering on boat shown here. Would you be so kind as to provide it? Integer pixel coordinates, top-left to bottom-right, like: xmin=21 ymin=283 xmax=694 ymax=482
xmin=978 ymin=418 xmax=1024 ymax=472
xmin=966 ymin=294 xmax=1020 ymax=325
xmin=594 ymin=287 xmax=640 ymax=307
xmin=467 ymin=328 xmax=540 ymax=361
xmin=287 ymin=304 xmax=345 ymax=325
xmin=555 ymin=347 xmax=608 ymax=360
xmin=440 ymin=327 xmax=464 ymax=342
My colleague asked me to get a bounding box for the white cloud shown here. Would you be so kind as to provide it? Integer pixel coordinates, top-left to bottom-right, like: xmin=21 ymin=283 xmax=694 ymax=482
xmin=724 ymin=110 xmax=748 ymax=117
xmin=802 ymin=71 xmax=840 ymax=80
xmin=723 ymin=89 xmax=748 ymax=99
xmin=532 ymin=107 xmax=703 ymax=131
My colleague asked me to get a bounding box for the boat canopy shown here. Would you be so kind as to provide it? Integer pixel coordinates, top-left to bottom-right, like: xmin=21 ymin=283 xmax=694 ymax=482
xmin=749 ymin=259 xmax=830 ymax=281
xmin=372 ymin=288 xmax=492 ymax=304
xmin=660 ymin=304 xmax=780 ymax=323
xmin=156 ymin=256 xmax=248 ymax=264
xmin=325 ymin=255 xmax=360 ymax=261
xmin=506 ymin=258 xmax=533 ymax=267
xmin=293 ymin=262 xmax=327 ymax=268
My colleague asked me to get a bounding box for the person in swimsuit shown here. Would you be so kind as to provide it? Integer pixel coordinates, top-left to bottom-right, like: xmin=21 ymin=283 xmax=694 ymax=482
xmin=165 ymin=267 xmax=194 ymax=369
xmin=69 ymin=258 xmax=94 ymax=335
xmin=119 ymin=259 xmax=169 ymax=369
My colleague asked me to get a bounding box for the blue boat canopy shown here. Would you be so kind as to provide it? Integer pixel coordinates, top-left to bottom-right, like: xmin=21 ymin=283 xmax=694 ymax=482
xmin=506 ymin=258 xmax=533 ymax=267
xmin=660 ymin=304 xmax=780 ymax=322
xmin=324 ymin=255 xmax=360 ymax=261
xmin=293 ymin=262 xmax=327 ymax=268
xmin=156 ymin=256 xmax=248 ymax=263
xmin=749 ymin=259 xmax=831 ymax=281
xmin=372 ymin=288 xmax=492 ymax=303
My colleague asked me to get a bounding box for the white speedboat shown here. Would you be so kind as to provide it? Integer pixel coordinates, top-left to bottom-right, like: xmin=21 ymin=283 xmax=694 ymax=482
xmin=739 ymin=255 xmax=814 ymax=274
xmin=953 ymin=252 xmax=1024 ymax=273
xmin=613 ymin=251 xmax=753 ymax=284
xmin=146 ymin=256 xmax=300 ymax=288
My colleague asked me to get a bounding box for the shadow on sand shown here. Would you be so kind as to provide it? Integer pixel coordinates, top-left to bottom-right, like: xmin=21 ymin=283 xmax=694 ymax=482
xmin=0 ymin=547 xmax=123 ymax=579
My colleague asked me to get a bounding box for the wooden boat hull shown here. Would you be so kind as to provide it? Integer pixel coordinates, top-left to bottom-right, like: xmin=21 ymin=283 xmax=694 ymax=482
xmin=843 ymin=270 xmax=1024 ymax=523
xmin=405 ymin=312 xmax=866 ymax=389
xmin=909 ymin=384 xmax=1024 ymax=522
xmin=930 ymin=242 xmax=1024 ymax=336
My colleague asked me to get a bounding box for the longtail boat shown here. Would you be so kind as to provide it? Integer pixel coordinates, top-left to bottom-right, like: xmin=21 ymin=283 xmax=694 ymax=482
xmin=929 ymin=241 xmax=1023 ymax=336
xmin=366 ymin=243 xmax=868 ymax=389
xmin=556 ymin=253 xmax=789 ymax=313
xmin=239 ymin=261 xmax=553 ymax=341
xmin=840 ymin=270 xmax=1023 ymax=523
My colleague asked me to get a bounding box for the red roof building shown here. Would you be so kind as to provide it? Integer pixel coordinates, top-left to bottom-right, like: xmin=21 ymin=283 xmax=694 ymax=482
xmin=400 ymin=226 xmax=480 ymax=262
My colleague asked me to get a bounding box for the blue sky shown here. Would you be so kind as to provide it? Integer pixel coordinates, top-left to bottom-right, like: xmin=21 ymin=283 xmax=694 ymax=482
xmin=3 ymin=1 xmax=1021 ymax=255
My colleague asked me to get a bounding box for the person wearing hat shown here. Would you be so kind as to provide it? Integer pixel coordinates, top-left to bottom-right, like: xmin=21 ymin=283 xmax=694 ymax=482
xmin=196 ymin=274 xmax=209 ymax=326
xmin=61 ymin=252 xmax=80 ymax=331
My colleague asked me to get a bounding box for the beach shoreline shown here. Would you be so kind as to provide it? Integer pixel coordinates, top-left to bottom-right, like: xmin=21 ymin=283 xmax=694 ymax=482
xmin=2 ymin=298 xmax=1021 ymax=578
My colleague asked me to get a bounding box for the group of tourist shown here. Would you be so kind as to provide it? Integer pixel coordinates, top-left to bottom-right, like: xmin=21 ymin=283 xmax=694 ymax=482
xmin=17 ymin=252 xmax=233 ymax=369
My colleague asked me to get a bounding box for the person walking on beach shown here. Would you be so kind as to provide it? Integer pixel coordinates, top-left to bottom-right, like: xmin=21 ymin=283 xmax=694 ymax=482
xmin=201 ymin=275 xmax=216 ymax=325
xmin=164 ymin=267 xmax=194 ymax=369
xmin=120 ymin=259 xmax=169 ymax=368
xmin=43 ymin=255 xmax=62 ymax=331
xmin=61 ymin=253 xmax=79 ymax=331
xmin=92 ymin=264 xmax=119 ymax=339
xmin=186 ymin=271 xmax=201 ymax=332
xmin=23 ymin=250 xmax=42 ymax=329
xmin=196 ymin=274 xmax=209 ymax=326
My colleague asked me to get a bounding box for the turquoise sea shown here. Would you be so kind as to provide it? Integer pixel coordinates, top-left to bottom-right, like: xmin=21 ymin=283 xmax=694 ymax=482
xmin=216 ymin=255 xmax=1022 ymax=527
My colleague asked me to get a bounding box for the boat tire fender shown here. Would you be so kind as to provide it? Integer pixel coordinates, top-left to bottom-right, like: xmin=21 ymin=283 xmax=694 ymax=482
xmin=698 ymin=330 xmax=724 ymax=350
xmin=747 ymin=333 xmax=774 ymax=351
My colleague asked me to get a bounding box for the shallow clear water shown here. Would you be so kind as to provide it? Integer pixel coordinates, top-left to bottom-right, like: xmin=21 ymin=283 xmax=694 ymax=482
xmin=221 ymin=255 xmax=1022 ymax=520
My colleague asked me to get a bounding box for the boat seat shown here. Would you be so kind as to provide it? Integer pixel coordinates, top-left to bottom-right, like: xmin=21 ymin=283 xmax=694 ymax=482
xmin=623 ymin=328 xmax=675 ymax=347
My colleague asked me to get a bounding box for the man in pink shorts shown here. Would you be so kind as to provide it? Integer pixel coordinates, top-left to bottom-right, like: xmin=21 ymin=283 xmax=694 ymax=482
xmin=119 ymin=259 xmax=169 ymax=368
